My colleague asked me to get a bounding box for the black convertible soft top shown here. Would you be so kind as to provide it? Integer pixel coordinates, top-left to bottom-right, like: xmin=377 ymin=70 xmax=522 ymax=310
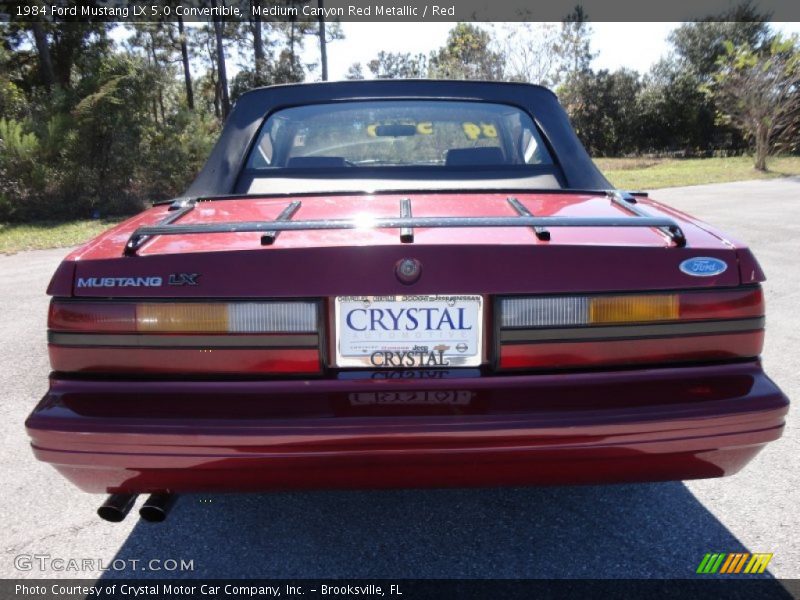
xmin=185 ymin=79 xmax=612 ymax=197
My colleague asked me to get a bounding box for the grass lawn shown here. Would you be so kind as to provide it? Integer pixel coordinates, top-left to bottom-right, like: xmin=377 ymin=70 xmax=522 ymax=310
xmin=0 ymin=219 xmax=123 ymax=254
xmin=595 ymin=155 xmax=800 ymax=190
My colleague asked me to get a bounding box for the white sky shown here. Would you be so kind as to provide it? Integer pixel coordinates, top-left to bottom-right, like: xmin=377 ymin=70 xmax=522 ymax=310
xmin=304 ymin=21 xmax=800 ymax=81
xmin=112 ymin=21 xmax=800 ymax=82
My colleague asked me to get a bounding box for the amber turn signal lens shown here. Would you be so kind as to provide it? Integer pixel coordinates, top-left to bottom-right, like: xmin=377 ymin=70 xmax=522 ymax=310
xmin=136 ymin=303 xmax=229 ymax=332
xmin=589 ymin=294 xmax=679 ymax=324
xmin=501 ymin=294 xmax=681 ymax=327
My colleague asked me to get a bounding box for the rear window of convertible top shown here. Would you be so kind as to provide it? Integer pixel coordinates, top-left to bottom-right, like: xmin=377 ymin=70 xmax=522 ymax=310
xmin=245 ymin=100 xmax=554 ymax=171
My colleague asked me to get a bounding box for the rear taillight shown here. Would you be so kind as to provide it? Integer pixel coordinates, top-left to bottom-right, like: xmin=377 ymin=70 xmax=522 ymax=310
xmin=50 ymin=301 xmax=317 ymax=333
xmin=496 ymin=287 xmax=764 ymax=370
xmin=48 ymin=300 xmax=321 ymax=375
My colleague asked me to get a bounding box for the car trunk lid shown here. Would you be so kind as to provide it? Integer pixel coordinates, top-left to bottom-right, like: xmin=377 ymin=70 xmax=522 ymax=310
xmin=66 ymin=191 xmax=745 ymax=298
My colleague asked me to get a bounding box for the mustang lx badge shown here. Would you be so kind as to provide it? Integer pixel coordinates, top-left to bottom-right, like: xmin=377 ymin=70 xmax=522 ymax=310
xmin=76 ymin=276 xmax=162 ymax=288
xmin=679 ymin=257 xmax=728 ymax=277
xmin=168 ymin=273 xmax=200 ymax=286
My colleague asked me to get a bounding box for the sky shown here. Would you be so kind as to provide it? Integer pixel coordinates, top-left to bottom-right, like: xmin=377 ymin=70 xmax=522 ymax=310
xmin=112 ymin=20 xmax=800 ymax=82
xmin=302 ymin=21 xmax=800 ymax=81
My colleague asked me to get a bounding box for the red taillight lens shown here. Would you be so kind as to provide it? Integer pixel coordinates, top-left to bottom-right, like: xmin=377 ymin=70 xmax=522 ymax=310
xmin=497 ymin=287 xmax=764 ymax=371
xmin=49 ymin=301 xmax=137 ymax=332
xmin=679 ymin=287 xmax=764 ymax=320
xmin=499 ymin=333 xmax=765 ymax=370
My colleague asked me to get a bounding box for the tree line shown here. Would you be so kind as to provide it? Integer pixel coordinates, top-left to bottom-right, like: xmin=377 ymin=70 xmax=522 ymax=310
xmin=1 ymin=6 xmax=799 ymax=223
xmin=0 ymin=4 xmax=337 ymax=222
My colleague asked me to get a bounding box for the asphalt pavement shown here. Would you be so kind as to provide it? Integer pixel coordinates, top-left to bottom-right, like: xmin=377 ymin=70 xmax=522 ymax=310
xmin=1 ymin=177 xmax=797 ymax=580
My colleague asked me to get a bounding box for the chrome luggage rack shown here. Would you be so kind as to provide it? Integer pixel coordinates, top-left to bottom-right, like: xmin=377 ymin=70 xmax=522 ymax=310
xmin=123 ymin=190 xmax=686 ymax=256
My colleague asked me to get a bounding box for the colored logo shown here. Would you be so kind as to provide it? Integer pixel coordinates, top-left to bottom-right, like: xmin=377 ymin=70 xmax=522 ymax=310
xmin=696 ymin=553 xmax=773 ymax=574
xmin=679 ymin=257 xmax=728 ymax=277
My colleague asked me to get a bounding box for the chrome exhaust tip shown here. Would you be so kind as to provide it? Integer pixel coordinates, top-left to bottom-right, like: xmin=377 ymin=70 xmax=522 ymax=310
xmin=139 ymin=493 xmax=177 ymax=523
xmin=97 ymin=493 xmax=137 ymax=522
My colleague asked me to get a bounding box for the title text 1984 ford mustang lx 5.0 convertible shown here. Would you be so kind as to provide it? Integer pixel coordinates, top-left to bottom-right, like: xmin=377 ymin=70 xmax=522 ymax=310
xmin=25 ymin=80 xmax=788 ymax=523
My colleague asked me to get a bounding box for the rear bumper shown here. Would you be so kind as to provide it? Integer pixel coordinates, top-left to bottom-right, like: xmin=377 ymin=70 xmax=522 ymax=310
xmin=26 ymin=362 xmax=788 ymax=493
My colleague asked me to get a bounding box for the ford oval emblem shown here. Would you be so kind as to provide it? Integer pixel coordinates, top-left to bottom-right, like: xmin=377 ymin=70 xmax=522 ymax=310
xmin=679 ymin=257 xmax=728 ymax=277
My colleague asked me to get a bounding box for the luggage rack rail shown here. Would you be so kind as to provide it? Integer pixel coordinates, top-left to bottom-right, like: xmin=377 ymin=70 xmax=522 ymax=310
xmin=124 ymin=191 xmax=686 ymax=256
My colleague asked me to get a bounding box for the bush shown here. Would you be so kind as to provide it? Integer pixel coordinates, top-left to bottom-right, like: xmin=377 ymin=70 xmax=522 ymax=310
xmin=0 ymin=53 xmax=220 ymax=223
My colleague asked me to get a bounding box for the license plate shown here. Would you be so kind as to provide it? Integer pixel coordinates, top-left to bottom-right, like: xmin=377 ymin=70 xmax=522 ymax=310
xmin=334 ymin=295 xmax=483 ymax=368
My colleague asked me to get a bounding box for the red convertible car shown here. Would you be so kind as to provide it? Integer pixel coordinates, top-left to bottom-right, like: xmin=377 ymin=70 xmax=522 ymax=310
xmin=26 ymin=80 xmax=788 ymax=522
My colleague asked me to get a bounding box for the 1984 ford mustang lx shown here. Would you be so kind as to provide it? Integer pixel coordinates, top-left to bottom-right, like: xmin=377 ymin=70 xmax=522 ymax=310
xmin=26 ymin=80 xmax=788 ymax=522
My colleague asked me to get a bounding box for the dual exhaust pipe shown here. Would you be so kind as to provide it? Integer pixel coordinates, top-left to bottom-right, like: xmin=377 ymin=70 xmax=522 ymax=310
xmin=97 ymin=493 xmax=177 ymax=523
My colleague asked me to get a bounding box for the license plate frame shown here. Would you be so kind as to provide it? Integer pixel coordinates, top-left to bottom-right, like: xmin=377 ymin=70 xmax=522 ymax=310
xmin=334 ymin=294 xmax=484 ymax=368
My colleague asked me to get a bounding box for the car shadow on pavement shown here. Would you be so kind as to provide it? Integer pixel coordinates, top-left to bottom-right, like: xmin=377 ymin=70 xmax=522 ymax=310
xmin=100 ymin=482 xmax=777 ymax=579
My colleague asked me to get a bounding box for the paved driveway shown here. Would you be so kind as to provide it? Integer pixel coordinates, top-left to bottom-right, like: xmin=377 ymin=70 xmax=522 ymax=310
xmin=1 ymin=178 xmax=797 ymax=580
